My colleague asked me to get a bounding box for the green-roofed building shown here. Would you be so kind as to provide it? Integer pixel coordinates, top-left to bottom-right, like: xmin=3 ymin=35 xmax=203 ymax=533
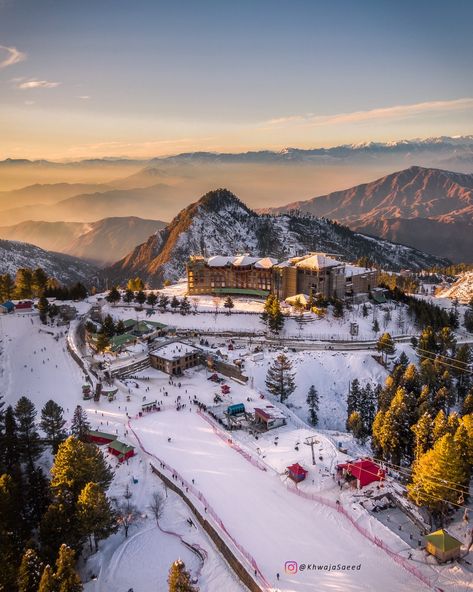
xmin=86 ymin=430 xmax=117 ymax=445
xmin=425 ymin=529 xmax=462 ymax=562
xmin=107 ymin=439 xmax=135 ymax=462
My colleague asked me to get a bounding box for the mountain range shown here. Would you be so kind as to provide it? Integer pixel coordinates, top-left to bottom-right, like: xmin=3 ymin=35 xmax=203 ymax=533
xmin=0 ymin=217 xmax=167 ymax=266
xmin=265 ymin=166 xmax=473 ymax=263
xmin=0 ymin=239 xmax=98 ymax=284
xmin=104 ymin=189 xmax=449 ymax=287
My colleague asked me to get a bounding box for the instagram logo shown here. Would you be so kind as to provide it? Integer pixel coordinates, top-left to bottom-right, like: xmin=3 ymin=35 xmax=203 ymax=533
xmin=285 ymin=561 xmax=298 ymax=575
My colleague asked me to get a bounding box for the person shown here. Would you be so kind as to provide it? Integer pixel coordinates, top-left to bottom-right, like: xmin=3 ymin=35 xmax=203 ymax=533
xmin=276 ymin=573 xmax=280 ymax=581
xmin=168 ymin=437 xmax=171 ymax=442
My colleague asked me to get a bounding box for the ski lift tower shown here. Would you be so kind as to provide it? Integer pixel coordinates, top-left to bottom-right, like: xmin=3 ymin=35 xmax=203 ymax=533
xmin=304 ymin=435 xmax=319 ymax=465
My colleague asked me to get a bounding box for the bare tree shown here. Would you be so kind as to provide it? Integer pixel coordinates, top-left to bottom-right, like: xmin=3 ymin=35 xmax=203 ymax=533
xmin=124 ymin=483 xmax=132 ymax=500
xmin=149 ymin=491 xmax=165 ymax=525
xmin=116 ymin=498 xmax=139 ymax=538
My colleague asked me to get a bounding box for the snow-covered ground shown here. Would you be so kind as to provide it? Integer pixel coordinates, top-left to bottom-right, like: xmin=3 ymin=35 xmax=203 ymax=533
xmin=1 ymin=303 xmax=471 ymax=592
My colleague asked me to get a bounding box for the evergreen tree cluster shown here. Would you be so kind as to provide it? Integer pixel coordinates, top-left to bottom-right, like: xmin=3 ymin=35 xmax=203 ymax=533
xmin=0 ymin=396 xmax=116 ymax=591
xmin=0 ymin=268 xmax=87 ymax=302
xmin=346 ymin=379 xmax=379 ymax=443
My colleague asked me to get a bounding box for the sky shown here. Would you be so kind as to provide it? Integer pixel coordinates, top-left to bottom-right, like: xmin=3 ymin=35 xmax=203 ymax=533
xmin=0 ymin=0 xmax=473 ymax=159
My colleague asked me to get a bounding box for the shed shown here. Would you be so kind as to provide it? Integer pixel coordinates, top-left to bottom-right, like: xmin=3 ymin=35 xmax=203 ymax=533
xmin=337 ymin=459 xmax=385 ymax=489
xmin=86 ymin=430 xmax=117 ymax=445
xmin=15 ymin=300 xmax=33 ymax=310
xmin=254 ymin=406 xmax=286 ymax=430
xmin=287 ymin=463 xmax=308 ymax=483
xmin=107 ymin=440 xmax=135 ymax=462
xmin=227 ymin=403 xmax=245 ymax=416
xmin=0 ymin=300 xmax=15 ymax=314
xmin=425 ymin=529 xmax=462 ymax=563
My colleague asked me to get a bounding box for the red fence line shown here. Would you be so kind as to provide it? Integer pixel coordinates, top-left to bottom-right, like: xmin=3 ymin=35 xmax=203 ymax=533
xmin=127 ymin=420 xmax=272 ymax=590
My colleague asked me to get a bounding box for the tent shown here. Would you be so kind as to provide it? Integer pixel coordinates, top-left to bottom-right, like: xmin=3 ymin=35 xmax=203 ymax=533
xmin=425 ymin=529 xmax=462 ymax=562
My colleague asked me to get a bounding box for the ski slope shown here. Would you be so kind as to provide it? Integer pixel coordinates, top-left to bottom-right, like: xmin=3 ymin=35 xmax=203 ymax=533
xmin=131 ymin=410 xmax=425 ymax=592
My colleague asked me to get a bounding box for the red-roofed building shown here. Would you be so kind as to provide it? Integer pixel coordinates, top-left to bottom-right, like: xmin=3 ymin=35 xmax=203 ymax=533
xmin=254 ymin=406 xmax=286 ymax=430
xmin=287 ymin=463 xmax=308 ymax=483
xmin=337 ymin=459 xmax=385 ymax=489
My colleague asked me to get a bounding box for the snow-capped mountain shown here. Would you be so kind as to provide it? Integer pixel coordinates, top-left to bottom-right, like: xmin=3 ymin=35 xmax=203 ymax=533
xmin=104 ymin=188 xmax=449 ymax=287
xmin=0 ymin=239 xmax=99 ymax=284
xmin=437 ymin=272 xmax=473 ymax=303
xmin=264 ymin=166 xmax=473 ymax=262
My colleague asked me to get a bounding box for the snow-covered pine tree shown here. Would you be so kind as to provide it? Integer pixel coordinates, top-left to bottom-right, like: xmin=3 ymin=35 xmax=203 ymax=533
xmin=168 ymin=559 xmax=198 ymax=592
xmin=265 ymin=354 xmax=295 ymax=402
xmin=306 ymin=385 xmax=319 ymax=426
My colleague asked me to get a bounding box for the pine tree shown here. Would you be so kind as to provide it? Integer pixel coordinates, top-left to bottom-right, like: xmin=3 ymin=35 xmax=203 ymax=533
xmin=0 ymin=273 xmax=15 ymax=300
xmin=332 ymin=299 xmax=344 ymax=319
xmin=127 ymin=277 xmax=144 ymax=291
xmin=77 ymin=482 xmax=117 ymax=551
xmin=54 ymin=544 xmax=82 ymax=592
xmin=95 ymin=331 xmax=110 ymax=353
xmin=371 ymin=410 xmax=385 ymax=457
xmin=417 ymin=326 xmax=438 ymax=360
xmin=170 ymin=296 xmax=180 ymax=310
xmin=135 ymin=290 xmax=146 ymax=306
xmin=159 ymin=294 xmax=170 ymax=311
xmin=15 ymin=268 xmax=33 ymax=299
xmin=40 ymin=500 xmax=81 ymax=563
xmin=179 ymin=296 xmax=191 ymax=315
xmin=25 ymin=463 xmax=51 ymax=526
xmin=265 ymin=354 xmax=295 ymax=402
xmin=464 ymin=299 xmax=473 ymax=333
xmin=168 ymin=559 xmax=198 ymax=592
xmin=376 ymin=332 xmax=396 ymax=364
xmin=17 ymin=548 xmax=44 ymax=592
xmin=51 ymin=436 xmax=113 ymax=499
xmin=462 ymin=392 xmax=473 ymax=416
xmin=15 ymin=396 xmax=41 ymax=467
xmin=101 ymin=314 xmax=116 ymax=337
xmin=362 ymin=303 xmax=368 ymax=317
xmin=123 ymin=288 xmax=134 ymax=304
xmin=411 ymin=413 xmax=432 ymax=460
xmin=432 ymin=409 xmax=448 ymax=443
xmin=41 ymin=400 xmax=67 ymax=453
xmin=268 ymin=297 xmax=284 ymax=334
xmin=306 ymin=385 xmax=319 ymax=426
xmin=70 ymin=406 xmax=91 ymax=442
xmin=32 ymin=268 xmax=49 ymax=297
xmin=38 ymin=296 xmax=50 ymax=324
xmin=115 ymin=319 xmax=126 ymax=335
xmin=346 ymin=379 xmax=361 ymax=428
xmin=38 ymin=565 xmax=56 ymax=592
xmin=105 ymin=286 xmax=121 ymax=306
xmin=372 ymin=318 xmax=380 ymax=333
xmin=347 ymin=411 xmax=365 ymax=442
xmin=2 ymin=405 xmax=19 ymax=471
xmin=223 ymin=296 xmax=234 ymax=314
xmin=408 ymin=433 xmax=469 ymax=522
xmin=146 ymin=292 xmax=158 ymax=307
xmin=378 ymin=388 xmax=411 ymax=464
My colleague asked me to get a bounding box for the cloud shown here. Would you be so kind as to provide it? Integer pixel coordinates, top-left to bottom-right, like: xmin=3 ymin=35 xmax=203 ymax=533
xmin=0 ymin=45 xmax=26 ymax=68
xmin=263 ymin=98 xmax=473 ymax=129
xmin=17 ymin=78 xmax=61 ymax=89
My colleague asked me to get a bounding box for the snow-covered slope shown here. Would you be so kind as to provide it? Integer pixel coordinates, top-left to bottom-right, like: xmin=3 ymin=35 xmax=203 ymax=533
xmin=437 ymin=272 xmax=473 ymax=303
xmin=0 ymin=238 xmax=98 ymax=283
xmin=105 ymin=188 xmax=449 ymax=286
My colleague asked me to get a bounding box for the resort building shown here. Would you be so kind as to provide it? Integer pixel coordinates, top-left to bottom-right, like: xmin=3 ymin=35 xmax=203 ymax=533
xmin=187 ymin=253 xmax=378 ymax=301
xmin=149 ymin=341 xmax=201 ymax=375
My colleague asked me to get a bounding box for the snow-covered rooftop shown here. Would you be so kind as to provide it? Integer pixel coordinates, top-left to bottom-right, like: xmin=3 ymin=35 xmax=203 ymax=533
xmin=152 ymin=341 xmax=200 ymax=362
xmin=295 ymin=253 xmax=342 ymax=270
xmin=207 ymin=255 xmax=236 ymax=267
xmin=206 ymin=255 xmax=279 ymax=269
xmin=344 ymin=265 xmax=375 ymax=277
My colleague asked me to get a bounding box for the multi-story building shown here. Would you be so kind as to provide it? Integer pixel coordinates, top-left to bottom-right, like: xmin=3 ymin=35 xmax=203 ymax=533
xmin=187 ymin=253 xmax=378 ymax=301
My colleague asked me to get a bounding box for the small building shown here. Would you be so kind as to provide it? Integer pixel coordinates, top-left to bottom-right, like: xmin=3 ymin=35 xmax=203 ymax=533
xmin=58 ymin=304 xmax=78 ymax=320
xmin=227 ymin=403 xmax=245 ymax=416
xmin=337 ymin=459 xmax=385 ymax=489
xmin=86 ymin=430 xmax=117 ymax=445
xmin=107 ymin=440 xmax=135 ymax=462
xmin=425 ymin=529 xmax=462 ymax=563
xmin=287 ymin=463 xmax=308 ymax=483
xmin=149 ymin=341 xmax=201 ymax=375
xmin=254 ymin=406 xmax=286 ymax=430
xmin=0 ymin=300 xmax=15 ymax=314
xmin=15 ymin=300 xmax=33 ymax=310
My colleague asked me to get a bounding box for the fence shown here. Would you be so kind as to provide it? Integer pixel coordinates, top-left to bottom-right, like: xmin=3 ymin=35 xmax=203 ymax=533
xmin=128 ymin=421 xmax=271 ymax=591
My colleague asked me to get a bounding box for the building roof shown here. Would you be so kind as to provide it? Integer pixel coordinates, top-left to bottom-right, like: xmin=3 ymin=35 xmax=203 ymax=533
xmin=287 ymin=463 xmax=308 ymax=476
xmin=151 ymin=341 xmax=200 ymax=362
xmin=207 ymin=255 xmax=236 ymax=267
xmin=339 ymin=459 xmax=385 ymax=487
xmin=1 ymin=300 xmax=15 ymax=311
xmin=344 ymin=265 xmax=374 ymax=277
xmin=285 ymin=294 xmax=310 ymax=306
xmin=254 ymin=257 xmax=278 ymax=269
xmin=295 ymin=253 xmax=341 ymax=270
xmin=425 ymin=529 xmax=462 ymax=552
xmin=205 ymin=255 xmax=278 ymax=269
xmin=232 ymin=255 xmax=260 ymax=267
xmin=254 ymin=406 xmax=286 ymax=421
xmin=87 ymin=429 xmax=117 ymax=441
xmin=108 ymin=440 xmax=134 ymax=454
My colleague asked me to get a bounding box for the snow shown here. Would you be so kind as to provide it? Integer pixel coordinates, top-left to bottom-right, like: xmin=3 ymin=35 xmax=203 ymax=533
xmin=294 ymin=253 xmax=342 ymax=269
xmin=151 ymin=341 xmax=200 ymax=362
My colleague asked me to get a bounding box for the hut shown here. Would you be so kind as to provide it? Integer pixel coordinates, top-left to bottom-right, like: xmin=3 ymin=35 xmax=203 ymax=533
xmin=107 ymin=440 xmax=135 ymax=462
xmin=15 ymin=300 xmax=33 ymax=310
xmin=425 ymin=529 xmax=462 ymax=563
xmin=287 ymin=463 xmax=308 ymax=483
xmin=337 ymin=459 xmax=385 ymax=489
xmin=0 ymin=300 xmax=15 ymax=314
xmin=254 ymin=406 xmax=286 ymax=430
